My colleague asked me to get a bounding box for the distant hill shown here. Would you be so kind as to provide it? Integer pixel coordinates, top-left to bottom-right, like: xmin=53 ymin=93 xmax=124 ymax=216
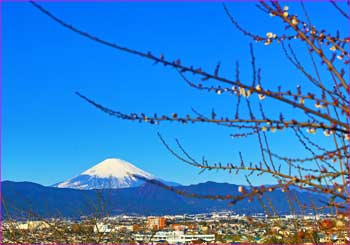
xmin=2 ymin=180 xmax=328 ymax=219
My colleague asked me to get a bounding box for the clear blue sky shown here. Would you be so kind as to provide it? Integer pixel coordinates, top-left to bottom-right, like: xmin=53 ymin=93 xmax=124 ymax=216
xmin=2 ymin=1 xmax=347 ymax=186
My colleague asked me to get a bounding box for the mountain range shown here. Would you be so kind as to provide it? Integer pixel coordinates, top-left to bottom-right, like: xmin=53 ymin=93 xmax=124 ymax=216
xmin=2 ymin=180 xmax=328 ymax=220
xmin=2 ymin=158 xmax=330 ymax=219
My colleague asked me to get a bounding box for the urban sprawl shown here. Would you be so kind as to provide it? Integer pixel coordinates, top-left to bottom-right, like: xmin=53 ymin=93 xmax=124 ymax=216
xmin=2 ymin=212 xmax=349 ymax=244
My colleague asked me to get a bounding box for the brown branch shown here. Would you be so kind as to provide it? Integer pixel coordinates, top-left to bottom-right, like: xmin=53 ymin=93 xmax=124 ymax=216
xmin=260 ymin=1 xmax=349 ymax=91
xmin=31 ymin=1 xmax=349 ymax=129
xmin=330 ymin=1 xmax=350 ymax=19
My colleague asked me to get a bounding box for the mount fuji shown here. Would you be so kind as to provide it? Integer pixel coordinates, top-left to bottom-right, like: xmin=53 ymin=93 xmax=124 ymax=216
xmin=53 ymin=158 xmax=178 ymax=190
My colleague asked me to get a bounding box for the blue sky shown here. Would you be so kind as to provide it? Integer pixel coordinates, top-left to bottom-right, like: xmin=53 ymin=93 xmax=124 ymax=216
xmin=2 ymin=2 xmax=348 ymax=186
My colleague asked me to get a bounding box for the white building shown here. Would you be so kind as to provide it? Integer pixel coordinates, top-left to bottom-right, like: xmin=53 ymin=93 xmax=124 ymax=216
xmin=133 ymin=230 xmax=215 ymax=244
xmin=16 ymin=221 xmax=50 ymax=230
xmin=94 ymin=223 xmax=113 ymax=233
xmin=94 ymin=222 xmax=136 ymax=233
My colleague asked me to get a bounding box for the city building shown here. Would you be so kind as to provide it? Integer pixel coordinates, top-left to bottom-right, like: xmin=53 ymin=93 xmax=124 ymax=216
xmin=17 ymin=221 xmax=50 ymax=230
xmin=147 ymin=216 xmax=166 ymax=230
xmin=133 ymin=230 xmax=215 ymax=244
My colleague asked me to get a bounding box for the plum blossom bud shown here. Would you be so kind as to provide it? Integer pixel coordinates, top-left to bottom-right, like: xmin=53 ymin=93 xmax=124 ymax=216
xmin=323 ymin=130 xmax=330 ymax=137
xmin=315 ymin=102 xmax=325 ymax=109
xmin=239 ymin=87 xmax=251 ymax=97
xmin=266 ymin=32 xmax=276 ymax=39
xmin=239 ymin=87 xmax=245 ymax=96
xmin=291 ymin=16 xmax=298 ymax=26
xmin=238 ymin=186 xmax=244 ymax=193
xmin=307 ymin=128 xmax=316 ymax=134
xmin=258 ymin=94 xmax=266 ymax=100
xmin=255 ymin=84 xmax=262 ymax=91
xmin=264 ymin=39 xmax=272 ymax=46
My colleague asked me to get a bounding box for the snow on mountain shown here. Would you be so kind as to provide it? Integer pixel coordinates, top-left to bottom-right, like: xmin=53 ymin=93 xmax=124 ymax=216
xmin=53 ymin=158 xmax=158 ymax=190
xmin=82 ymin=158 xmax=154 ymax=179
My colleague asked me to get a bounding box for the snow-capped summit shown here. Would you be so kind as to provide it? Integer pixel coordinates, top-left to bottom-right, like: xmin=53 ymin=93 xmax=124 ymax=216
xmin=81 ymin=158 xmax=154 ymax=179
xmin=53 ymin=158 xmax=157 ymax=190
